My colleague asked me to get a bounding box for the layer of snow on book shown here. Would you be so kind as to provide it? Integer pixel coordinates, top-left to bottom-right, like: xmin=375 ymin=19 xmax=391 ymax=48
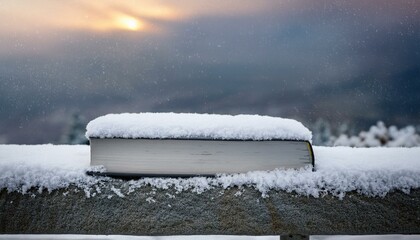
xmin=85 ymin=113 xmax=312 ymax=141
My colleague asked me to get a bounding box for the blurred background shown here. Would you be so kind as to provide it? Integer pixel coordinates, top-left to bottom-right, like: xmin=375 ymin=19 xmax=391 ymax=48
xmin=0 ymin=0 xmax=419 ymax=146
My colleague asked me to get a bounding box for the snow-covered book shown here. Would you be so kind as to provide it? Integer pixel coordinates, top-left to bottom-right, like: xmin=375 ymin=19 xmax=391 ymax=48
xmin=86 ymin=113 xmax=314 ymax=176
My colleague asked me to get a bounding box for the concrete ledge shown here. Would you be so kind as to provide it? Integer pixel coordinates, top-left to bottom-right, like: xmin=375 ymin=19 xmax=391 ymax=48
xmin=0 ymin=184 xmax=419 ymax=235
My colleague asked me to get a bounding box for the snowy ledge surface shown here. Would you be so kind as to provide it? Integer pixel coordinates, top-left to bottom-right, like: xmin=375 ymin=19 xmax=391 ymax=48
xmin=85 ymin=113 xmax=312 ymax=141
xmin=1 ymin=145 xmax=420 ymax=199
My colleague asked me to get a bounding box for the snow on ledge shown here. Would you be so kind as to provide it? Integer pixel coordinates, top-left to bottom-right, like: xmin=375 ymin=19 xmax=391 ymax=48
xmin=0 ymin=145 xmax=420 ymax=199
xmin=85 ymin=113 xmax=312 ymax=141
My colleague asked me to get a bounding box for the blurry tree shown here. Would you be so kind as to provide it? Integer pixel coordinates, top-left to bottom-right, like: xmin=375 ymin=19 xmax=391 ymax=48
xmin=311 ymin=118 xmax=333 ymax=146
xmin=334 ymin=121 xmax=420 ymax=147
xmin=60 ymin=113 xmax=89 ymax=145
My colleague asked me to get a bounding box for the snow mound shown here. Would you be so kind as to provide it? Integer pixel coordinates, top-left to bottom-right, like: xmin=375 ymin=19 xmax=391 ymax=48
xmin=1 ymin=145 xmax=420 ymax=199
xmin=85 ymin=113 xmax=312 ymax=141
xmin=0 ymin=145 xmax=101 ymax=194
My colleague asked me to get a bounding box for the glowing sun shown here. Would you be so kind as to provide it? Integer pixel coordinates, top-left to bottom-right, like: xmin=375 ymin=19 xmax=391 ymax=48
xmin=118 ymin=16 xmax=143 ymax=31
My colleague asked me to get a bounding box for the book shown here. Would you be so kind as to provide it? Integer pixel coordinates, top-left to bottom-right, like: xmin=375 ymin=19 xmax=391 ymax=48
xmin=86 ymin=113 xmax=314 ymax=176
xmin=90 ymin=138 xmax=314 ymax=176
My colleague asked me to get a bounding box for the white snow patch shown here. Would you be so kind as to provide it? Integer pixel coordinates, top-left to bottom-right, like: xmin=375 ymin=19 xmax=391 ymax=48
xmin=145 ymin=197 xmax=156 ymax=203
xmin=315 ymin=146 xmax=420 ymax=171
xmin=0 ymin=144 xmax=420 ymax=198
xmin=0 ymin=144 xmax=101 ymax=194
xmin=86 ymin=113 xmax=312 ymax=141
xmin=110 ymin=186 xmax=125 ymax=198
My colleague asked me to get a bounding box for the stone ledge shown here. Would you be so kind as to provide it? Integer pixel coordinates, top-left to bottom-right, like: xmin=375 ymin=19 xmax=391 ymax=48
xmin=0 ymin=185 xmax=419 ymax=235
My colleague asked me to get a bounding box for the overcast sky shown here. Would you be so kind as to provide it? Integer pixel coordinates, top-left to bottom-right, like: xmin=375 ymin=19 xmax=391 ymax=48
xmin=0 ymin=0 xmax=419 ymax=144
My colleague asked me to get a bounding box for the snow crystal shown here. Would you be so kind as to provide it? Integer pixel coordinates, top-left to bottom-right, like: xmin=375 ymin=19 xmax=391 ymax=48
xmin=146 ymin=197 xmax=156 ymax=203
xmin=85 ymin=113 xmax=312 ymax=141
xmin=110 ymin=186 xmax=125 ymax=198
xmin=0 ymin=144 xmax=420 ymax=199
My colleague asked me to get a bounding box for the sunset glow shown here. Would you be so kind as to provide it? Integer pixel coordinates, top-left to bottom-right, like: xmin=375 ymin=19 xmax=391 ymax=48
xmin=1 ymin=0 xmax=419 ymax=145
xmin=0 ymin=0 xmax=274 ymax=35
xmin=117 ymin=16 xmax=143 ymax=31
xmin=0 ymin=1 xmax=179 ymax=34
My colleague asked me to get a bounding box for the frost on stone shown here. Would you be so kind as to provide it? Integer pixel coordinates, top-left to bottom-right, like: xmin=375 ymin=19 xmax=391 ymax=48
xmin=1 ymin=144 xmax=420 ymax=199
xmin=110 ymin=186 xmax=125 ymax=198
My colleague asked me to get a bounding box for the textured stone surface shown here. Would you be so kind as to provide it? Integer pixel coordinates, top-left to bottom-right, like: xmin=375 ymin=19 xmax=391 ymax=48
xmin=0 ymin=185 xmax=419 ymax=235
